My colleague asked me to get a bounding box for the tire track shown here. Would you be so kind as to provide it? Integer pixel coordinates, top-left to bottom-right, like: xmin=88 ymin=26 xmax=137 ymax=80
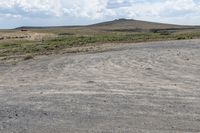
xmin=0 ymin=40 xmax=200 ymax=132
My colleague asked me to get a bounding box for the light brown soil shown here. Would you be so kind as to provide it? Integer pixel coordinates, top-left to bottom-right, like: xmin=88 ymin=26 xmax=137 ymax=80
xmin=0 ymin=40 xmax=200 ymax=133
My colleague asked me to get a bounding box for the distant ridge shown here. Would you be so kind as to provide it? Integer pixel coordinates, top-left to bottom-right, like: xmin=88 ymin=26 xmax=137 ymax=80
xmin=15 ymin=19 xmax=199 ymax=31
xmin=90 ymin=19 xmax=191 ymax=30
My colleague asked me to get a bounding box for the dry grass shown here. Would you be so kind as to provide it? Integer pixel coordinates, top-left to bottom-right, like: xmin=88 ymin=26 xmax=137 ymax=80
xmin=1 ymin=19 xmax=200 ymax=61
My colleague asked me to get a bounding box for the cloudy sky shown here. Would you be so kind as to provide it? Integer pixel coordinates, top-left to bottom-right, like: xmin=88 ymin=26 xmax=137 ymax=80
xmin=0 ymin=0 xmax=200 ymax=28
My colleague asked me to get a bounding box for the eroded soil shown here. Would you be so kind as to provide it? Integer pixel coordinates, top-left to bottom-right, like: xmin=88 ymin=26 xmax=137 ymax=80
xmin=0 ymin=40 xmax=200 ymax=133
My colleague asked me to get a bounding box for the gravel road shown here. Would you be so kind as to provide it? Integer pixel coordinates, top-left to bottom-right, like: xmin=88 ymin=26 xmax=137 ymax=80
xmin=0 ymin=40 xmax=200 ymax=133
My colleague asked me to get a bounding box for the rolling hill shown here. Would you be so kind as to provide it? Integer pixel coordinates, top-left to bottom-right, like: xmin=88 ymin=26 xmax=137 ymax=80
xmin=15 ymin=19 xmax=199 ymax=32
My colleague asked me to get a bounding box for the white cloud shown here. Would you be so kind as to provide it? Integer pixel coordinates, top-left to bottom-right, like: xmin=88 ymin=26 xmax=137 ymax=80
xmin=0 ymin=0 xmax=200 ymax=28
xmin=0 ymin=0 xmax=63 ymax=17
xmin=0 ymin=0 xmax=115 ymax=19
xmin=106 ymin=0 xmax=200 ymax=24
xmin=62 ymin=0 xmax=113 ymax=19
xmin=0 ymin=13 xmax=22 ymax=19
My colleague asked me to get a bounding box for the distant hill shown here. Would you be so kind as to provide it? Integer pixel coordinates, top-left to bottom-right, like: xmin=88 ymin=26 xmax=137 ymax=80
xmin=89 ymin=19 xmax=200 ymax=32
xmin=15 ymin=19 xmax=200 ymax=32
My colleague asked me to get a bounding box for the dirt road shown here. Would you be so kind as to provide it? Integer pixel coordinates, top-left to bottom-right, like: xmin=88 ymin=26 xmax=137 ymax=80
xmin=0 ymin=40 xmax=200 ymax=133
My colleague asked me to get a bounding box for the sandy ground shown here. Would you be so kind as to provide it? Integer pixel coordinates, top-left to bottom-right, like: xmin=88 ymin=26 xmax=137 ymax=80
xmin=0 ymin=40 xmax=200 ymax=133
xmin=0 ymin=31 xmax=56 ymax=41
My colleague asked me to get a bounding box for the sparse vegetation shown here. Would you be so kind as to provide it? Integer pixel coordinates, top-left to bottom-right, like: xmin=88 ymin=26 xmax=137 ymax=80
xmin=1 ymin=19 xmax=200 ymax=60
xmin=159 ymin=30 xmax=172 ymax=35
xmin=1 ymin=32 xmax=200 ymax=59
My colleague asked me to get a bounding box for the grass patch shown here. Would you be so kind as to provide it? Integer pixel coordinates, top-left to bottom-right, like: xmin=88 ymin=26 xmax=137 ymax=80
xmin=1 ymin=32 xmax=200 ymax=58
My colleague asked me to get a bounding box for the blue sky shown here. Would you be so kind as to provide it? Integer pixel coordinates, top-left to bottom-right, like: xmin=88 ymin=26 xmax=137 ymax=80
xmin=0 ymin=0 xmax=200 ymax=28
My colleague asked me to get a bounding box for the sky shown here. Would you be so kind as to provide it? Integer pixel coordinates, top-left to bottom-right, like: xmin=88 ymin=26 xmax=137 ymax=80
xmin=0 ymin=0 xmax=200 ymax=28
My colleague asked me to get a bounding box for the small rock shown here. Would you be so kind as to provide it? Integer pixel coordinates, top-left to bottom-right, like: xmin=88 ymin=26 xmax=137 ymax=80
xmin=145 ymin=68 xmax=152 ymax=70
xmin=43 ymin=112 xmax=48 ymax=116
xmin=87 ymin=81 xmax=95 ymax=84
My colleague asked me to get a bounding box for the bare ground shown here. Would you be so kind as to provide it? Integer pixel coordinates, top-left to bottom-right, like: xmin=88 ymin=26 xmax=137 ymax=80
xmin=0 ymin=40 xmax=200 ymax=133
